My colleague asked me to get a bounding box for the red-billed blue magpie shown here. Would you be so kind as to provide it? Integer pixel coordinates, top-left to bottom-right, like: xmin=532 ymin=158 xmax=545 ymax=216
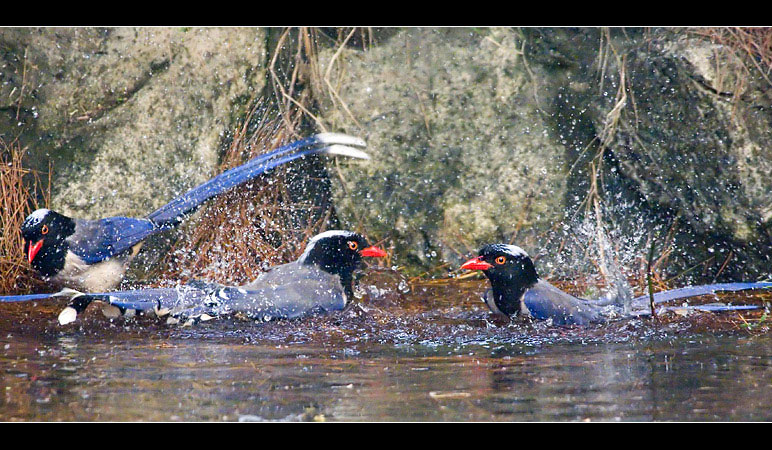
xmin=20 ymin=134 xmax=369 ymax=292
xmin=18 ymin=230 xmax=387 ymax=325
xmin=460 ymin=244 xmax=772 ymax=326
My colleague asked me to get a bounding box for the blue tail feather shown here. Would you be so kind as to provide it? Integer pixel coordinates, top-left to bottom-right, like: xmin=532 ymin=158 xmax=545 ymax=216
xmin=0 ymin=292 xmax=59 ymax=303
xmin=80 ymin=287 xmax=208 ymax=311
xmin=0 ymin=289 xmax=89 ymax=303
xmin=147 ymin=135 xmax=366 ymax=226
xmin=0 ymin=287 xmax=203 ymax=310
xmin=666 ymin=304 xmax=762 ymax=312
xmin=633 ymin=282 xmax=772 ymax=305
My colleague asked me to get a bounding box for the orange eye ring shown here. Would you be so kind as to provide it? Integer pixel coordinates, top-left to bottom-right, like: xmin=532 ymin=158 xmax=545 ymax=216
xmin=347 ymin=241 xmax=358 ymax=251
xmin=495 ymin=256 xmax=506 ymax=265
xmin=41 ymin=225 xmax=49 ymax=235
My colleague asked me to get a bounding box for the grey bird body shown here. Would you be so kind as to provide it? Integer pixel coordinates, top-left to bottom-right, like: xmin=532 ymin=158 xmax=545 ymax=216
xmin=52 ymin=250 xmax=131 ymax=293
xmin=164 ymin=262 xmax=348 ymax=323
xmin=521 ymin=280 xmax=619 ymax=325
xmin=483 ymin=280 xmax=614 ymax=326
xmin=50 ymin=218 xmax=149 ymax=291
xmin=45 ymin=230 xmax=387 ymax=325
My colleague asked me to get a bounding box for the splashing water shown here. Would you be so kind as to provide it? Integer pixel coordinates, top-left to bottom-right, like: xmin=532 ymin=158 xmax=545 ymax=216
xmin=543 ymin=200 xmax=658 ymax=310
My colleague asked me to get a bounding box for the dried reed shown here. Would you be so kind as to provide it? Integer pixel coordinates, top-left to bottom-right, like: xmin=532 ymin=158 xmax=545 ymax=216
xmin=0 ymin=137 xmax=51 ymax=294
xmin=154 ymin=101 xmax=337 ymax=286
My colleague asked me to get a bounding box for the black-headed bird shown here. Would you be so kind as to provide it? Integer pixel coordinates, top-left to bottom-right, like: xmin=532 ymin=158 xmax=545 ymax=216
xmin=460 ymin=243 xmax=771 ymax=325
xmin=48 ymin=230 xmax=387 ymax=325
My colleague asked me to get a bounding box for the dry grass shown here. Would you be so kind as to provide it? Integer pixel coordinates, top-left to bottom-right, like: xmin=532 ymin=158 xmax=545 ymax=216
xmin=153 ymin=101 xmax=338 ymax=286
xmin=0 ymin=138 xmax=51 ymax=294
xmin=693 ymin=27 xmax=772 ymax=90
xmin=268 ymin=27 xmax=375 ymax=136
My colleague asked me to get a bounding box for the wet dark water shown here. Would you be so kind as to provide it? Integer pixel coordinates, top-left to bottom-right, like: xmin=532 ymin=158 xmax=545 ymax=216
xmin=2 ymin=276 xmax=772 ymax=421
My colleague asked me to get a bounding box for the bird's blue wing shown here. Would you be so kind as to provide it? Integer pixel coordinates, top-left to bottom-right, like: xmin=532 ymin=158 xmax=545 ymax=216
xmin=63 ymin=134 xmax=366 ymax=264
xmin=67 ymin=217 xmax=156 ymax=264
xmin=523 ymin=281 xmax=608 ymax=325
xmin=146 ymin=134 xmax=368 ymax=227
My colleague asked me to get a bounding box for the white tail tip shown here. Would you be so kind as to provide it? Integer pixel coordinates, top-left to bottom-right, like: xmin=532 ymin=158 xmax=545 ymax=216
xmin=52 ymin=288 xmax=85 ymax=299
xmin=314 ymin=133 xmax=367 ymax=148
xmin=58 ymin=307 xmax=78 ymax=325
xmin=320 ymin=144 xmax=370 ymax=160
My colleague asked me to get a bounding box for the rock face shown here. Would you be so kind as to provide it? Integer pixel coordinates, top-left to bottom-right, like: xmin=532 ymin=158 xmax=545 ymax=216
xmin=314 ymin=27 xmax=772 ymax=281
xmin=2 ymin=27 xmax=771 ymax=282
xmin=315 ymin=28 xmax=569 ymax=269
xmin=523 ymin=28 xmax=772 ymax=280
xmin=0 ymin=27 xmax=266 ymax=218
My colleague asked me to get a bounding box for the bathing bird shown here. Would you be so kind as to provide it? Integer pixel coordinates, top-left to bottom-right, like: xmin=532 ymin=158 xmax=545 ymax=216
xmin=20 ymin=134 xmax=369 ymax=293
xmin=460 ymin=244 xmax=771 ymax=326
xmin=32 ymin=230 xmax=387 ymax=325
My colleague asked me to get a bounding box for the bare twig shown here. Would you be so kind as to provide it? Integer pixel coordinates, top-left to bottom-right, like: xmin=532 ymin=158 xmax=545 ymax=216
xmin=0 ymin=138 xmax=52 ymax=294
xmin=646 ymin=232 xmax=659 ymax=322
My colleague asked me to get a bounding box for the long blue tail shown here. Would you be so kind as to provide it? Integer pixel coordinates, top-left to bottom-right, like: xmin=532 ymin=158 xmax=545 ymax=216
xmin=633 ymin=282 xmax=772 ymax=306
xmin=664 ymin=304 xmax=761 ymax=312
xmin=626 ymin=282 xmax=772 ymax=316
xmin=78 ymin=288 xmax=207 ymax=311
xmin=0 ymin=292 xmax=59 ymax=303
xmin=0 ymin=288 xmax=104 ymax=304
xmin=0 ymin=288 xmax=170 ymax=306
xmin=146 ymin=133 xmax=368 ymax=226
xmin=0 ymin=287 xmax=210 ymax=326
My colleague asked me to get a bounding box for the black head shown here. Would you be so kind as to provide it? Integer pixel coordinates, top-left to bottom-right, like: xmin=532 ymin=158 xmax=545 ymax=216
xmin=299 ymin=230 xmax=387 ymax=296
xmin=460 ymin=243 xmax=539 ymax=316
xmin=21 ymin=209 xmax=75 ymax=277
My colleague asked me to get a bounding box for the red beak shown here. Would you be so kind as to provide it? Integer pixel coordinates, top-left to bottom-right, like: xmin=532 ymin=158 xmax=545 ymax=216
xmin=460 ymin=256 xmax=493 ymax=271
xmin=360 ymin=246 xmax=387 ymax=258
xmin=28 ymin=239 xmax=44 ymax=264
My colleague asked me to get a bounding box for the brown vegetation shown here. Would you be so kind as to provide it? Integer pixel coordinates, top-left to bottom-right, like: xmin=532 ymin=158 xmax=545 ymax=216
xmin=694 ymin=27 xmax=772 ymax=89
xmin=153 ymin=101 xmax=338 ymax=286
xmin=0 ymin=138 xmax=50 ymax=294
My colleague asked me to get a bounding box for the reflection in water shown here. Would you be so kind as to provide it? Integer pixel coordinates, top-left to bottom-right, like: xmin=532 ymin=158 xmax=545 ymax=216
xmin=1 ymin=280 xmax=772 ymax=421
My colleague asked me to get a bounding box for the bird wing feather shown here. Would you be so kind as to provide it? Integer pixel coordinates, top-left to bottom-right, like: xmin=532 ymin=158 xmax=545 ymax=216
xmin=146 ymin=134 xmax=368 ymax=227
xmin=67 ymin=217 xmax=156 ymax=264
xmin=524 ymin=280 xmax=608 ymax=326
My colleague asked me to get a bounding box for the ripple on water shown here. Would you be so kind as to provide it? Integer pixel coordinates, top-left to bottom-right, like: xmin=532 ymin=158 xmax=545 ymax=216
xmin=1 ymin=274 xmax=772 ymax=420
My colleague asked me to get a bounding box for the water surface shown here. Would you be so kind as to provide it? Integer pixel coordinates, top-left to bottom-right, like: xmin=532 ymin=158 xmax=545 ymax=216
xmin=1 ymin=276 xmax=771 ymax=421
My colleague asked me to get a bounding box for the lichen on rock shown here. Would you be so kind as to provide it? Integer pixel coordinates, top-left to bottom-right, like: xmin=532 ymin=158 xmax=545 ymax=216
xmin=0 ymin=27 xmax=267 ymax=219
xmin=315 ymin=28 xmax=568 ymax=270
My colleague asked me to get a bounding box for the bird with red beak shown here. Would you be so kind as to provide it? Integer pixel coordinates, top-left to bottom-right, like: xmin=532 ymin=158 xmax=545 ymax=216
xmin=460 ymin=243 xmax=772 ymax=326
xmin=54 ymin=230 xmax=388 ymax=325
